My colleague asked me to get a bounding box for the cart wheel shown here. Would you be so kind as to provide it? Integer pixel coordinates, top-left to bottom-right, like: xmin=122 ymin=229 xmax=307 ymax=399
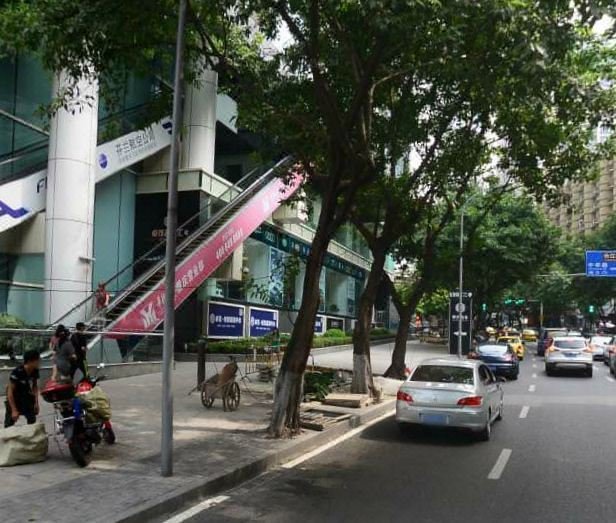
xmin=200 ymin=383 xmax=214 ymax=409
xmin=225 ymin=382 xmax=241 ymax=411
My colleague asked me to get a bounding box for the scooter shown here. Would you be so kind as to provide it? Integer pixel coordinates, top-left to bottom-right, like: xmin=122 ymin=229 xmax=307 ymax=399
xmin=41 ymin=368 xmax=116 ymax=467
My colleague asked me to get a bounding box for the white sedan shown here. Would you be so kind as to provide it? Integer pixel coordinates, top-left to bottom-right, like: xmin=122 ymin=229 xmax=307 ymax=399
xmin=396 ymin=358 xmax=504 ymax=441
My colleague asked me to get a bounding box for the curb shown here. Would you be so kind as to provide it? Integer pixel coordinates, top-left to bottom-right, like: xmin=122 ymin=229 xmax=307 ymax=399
xmin=114 ymin=399 xmax=395 ymax=523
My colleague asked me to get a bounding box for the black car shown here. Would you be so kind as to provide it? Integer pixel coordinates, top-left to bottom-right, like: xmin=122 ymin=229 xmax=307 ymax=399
xmin=537 ymin=328 xmax=582 ymax=357
xmin=470 ymin=343 xmax=519 ymax=380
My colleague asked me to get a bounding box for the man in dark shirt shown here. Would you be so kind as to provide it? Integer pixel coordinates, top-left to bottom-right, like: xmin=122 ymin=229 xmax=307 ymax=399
xmin=71 ymin=322 xmax=89 ymax=379
xmin=4 ymin=350 xmax=41 ymax=428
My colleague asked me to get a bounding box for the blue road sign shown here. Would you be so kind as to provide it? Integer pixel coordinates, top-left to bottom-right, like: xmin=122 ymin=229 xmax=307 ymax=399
xmin=585 ymin=250 xmax=616 ymax=277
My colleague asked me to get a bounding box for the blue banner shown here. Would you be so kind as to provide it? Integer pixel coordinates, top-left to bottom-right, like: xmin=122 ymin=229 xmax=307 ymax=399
xmin=207 ymin=302 xmax=245 ymax=338
xmin=586 ymin=250 xmax=616 ymax=277
xmin=249 ymin=307 xmax=279 ymax=337
xmin=314 ymin=315 xmax=325 ymax=334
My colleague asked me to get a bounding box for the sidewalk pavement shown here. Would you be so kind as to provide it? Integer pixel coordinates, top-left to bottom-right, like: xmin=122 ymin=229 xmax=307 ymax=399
xmin=0 ymin=343 xmax=445 ymax=523
xmin=0 ymin=344 xmax=413 ymax=523
xmin=311 ymin=339 xmax=448 ymax=374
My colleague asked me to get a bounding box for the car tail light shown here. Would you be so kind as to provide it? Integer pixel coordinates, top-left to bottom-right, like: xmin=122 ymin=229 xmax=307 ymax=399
xmin=468 ymin=352 xmax=478 ymax=359
xmin=397 ymin=391 xmax=413 ymax=403
xmin=457 ymin=396 xmax=483 ymax=407
xmin=584 ymin=346 xmax=593 ymax=353
xmin=546 ymin=337 xmax=554 ymax=347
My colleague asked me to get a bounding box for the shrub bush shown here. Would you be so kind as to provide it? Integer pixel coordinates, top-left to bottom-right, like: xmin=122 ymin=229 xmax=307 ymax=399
xmin=323 ymin=328 xmax=345 ymax=338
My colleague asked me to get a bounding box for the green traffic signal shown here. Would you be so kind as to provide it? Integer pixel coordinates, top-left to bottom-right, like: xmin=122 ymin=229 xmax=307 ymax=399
xmin=589 ymin=305 xmax=595 ymax=314
xmin=481 ymin=303 xmax=487 ymax=312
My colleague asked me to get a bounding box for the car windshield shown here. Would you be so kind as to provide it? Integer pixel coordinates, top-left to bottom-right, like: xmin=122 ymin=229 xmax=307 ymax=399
xmin=478 ymin=345 xmax=509 ymax=355
xmin=410 ymin=365 xmax=474 ymax=385
xmin=554 ymin=339 xmax=587 ymax=349
xmin=546 ymin=330 xmax=580 ymax=338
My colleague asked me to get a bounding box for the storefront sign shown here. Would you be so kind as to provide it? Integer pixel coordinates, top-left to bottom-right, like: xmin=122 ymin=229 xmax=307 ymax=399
xmin=110 ymin=169 xmax=303 ymax=333
xmin=207 ymin=302 xmax=244 ymax=338
xmin=0 ymin=118 xmax=173 ymax=234
xmin=314 ymin=315 xmax=325 ymax=334
xmin=249 ymin=307 xmax=279 ymax=337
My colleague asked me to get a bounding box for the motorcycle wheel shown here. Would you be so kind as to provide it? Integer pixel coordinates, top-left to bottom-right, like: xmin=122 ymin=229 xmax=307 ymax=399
xmin=103 ymin=426 xmax=116 ymax=445
xmin=69 ymin=437 xmax=93 ymax=467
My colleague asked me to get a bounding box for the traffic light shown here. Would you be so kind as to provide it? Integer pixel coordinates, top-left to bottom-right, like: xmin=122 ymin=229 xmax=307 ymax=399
xmin=481 ymin=303 xmax=487 ymax=312
xmin=589 ymin=305 xmax=595 ymax=314
xmin=515 ymin=299 xmax=525 ymax=306
xmin=504 ymin=298 xmax=513 ymax=305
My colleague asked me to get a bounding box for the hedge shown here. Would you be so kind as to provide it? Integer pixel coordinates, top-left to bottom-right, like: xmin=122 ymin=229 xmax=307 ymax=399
xmin=187 ymin=329 xmax=394 ymax=354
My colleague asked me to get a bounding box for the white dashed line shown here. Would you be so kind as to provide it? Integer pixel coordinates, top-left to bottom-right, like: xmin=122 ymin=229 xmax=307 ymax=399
xmin=532 ymin=364 xmax=537 ymax=369
xmin=163 ymin=495 xmax=230 ymax=523
xmin=519 ymin=406 xmax=530 ymax=419
xmin=532 ymin=373 xmax=537 ymax=379
xmin=528 ymin=384 xmax=536 ymax=392
xmin=488 ymin=449 xmax=513 ymax=480
xmin=606 ymin=376 xmax=615 ymax=383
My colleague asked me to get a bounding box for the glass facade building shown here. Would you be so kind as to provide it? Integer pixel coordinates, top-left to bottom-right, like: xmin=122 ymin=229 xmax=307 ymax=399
xmin=0 ymin=53 xmax=392 ymax=352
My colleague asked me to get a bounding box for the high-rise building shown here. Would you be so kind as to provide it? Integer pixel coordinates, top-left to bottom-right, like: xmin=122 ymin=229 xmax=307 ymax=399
xmin=546 ymin=158 xmax=616 ymax=236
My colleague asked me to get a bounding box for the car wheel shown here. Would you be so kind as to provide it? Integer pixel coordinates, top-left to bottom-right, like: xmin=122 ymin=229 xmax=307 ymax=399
xmin=610 ymin=365 xmax=615 ymax=376
xmin=604 ymin=359 xmax=609 ymax=366
xmin=478 ymin=412 xmax=492 ymax=442
xmin=510 ymin=373 xmax=518 ymax=381
xmin=496 ymin=401 xmax=503 ymax=421
xmin=586 ymin=366 xmax=593 ymax=378
xmin=545 ymin=365 xmax=553 ymax=376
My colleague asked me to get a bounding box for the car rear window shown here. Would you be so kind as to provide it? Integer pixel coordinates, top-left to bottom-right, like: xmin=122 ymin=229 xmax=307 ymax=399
xmin=410 ymin=365 xmax=474 ymax=385
xmin=478 ymin=345 xmax=509 ymax=355
xmin=591 ymin=336 xmax=612 ymax=345
xmin=554 ymin=339 xmax=586 ymax=349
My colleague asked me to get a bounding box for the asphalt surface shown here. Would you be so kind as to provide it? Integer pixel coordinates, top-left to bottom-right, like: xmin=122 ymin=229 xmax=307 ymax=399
xmin=168 ymin=344 xmax=616 ymax=523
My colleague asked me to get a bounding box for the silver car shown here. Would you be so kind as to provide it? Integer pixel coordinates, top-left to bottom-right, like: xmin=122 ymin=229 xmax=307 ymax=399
xmin=396 ymin=358 xmax=504 ymax=441
xmin=545 ymin=336 xmax=593 ymax=377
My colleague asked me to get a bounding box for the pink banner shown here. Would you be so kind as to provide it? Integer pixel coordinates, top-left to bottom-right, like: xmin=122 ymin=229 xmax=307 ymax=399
xmin=110 ymin=172 xmax=303 ymax=333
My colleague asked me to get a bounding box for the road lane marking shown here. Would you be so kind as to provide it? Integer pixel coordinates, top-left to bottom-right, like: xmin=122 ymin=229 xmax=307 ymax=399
xmin=163 ymin=495 xmax=230 ymax=523
xmin=606 ymin=376 xmax=615 ymax=383
xmin=488 ymin=449 xmax=513 ymax=480
xmin=532 ymin=357 xmax=536 ymax=362
xmin=528 ymin=384 xmax=536 ymax=392
xmin=282 ymin=409 xmax=395 ymax=469
xmin=532 ymin=373 xmax=537 ymax=378
xmin=519 ymin=406 xmax=530 ymax=419
xmin=532 ymin=364 xmax=537 ymax=369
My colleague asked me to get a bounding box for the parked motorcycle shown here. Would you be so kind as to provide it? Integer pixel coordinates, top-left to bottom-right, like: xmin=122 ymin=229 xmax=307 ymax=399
xmin=41 ymin=368 xmax=115 ymax=467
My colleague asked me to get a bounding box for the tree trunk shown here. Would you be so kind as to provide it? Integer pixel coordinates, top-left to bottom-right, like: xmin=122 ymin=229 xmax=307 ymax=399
xmin=384 ymin=283 xmax=425 ymax=379
xmin=351 ymin=247 xmax=385 ymax=394
xmin=383 ymin=306 xmax=412 ymax=379
xmin=268 ymin=207 xmax=333 ymax=437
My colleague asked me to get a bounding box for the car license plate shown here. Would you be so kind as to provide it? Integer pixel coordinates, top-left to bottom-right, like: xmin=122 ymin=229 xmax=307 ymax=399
xmin=421 ymin=413 xmax=448 ymax=425
xmin=564 ymin=352 xmax=577 ymax=358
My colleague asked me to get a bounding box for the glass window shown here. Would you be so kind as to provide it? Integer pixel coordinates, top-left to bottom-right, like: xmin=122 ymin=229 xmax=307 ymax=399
xmin=410 ymin=365 xmax=474 ymax=385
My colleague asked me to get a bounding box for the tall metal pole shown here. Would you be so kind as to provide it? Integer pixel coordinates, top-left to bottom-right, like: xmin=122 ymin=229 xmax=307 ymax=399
xmin=161 ymin=0 xmax=187 ymax=478
xmin=458 ymin=212 xmax=464 ymax=358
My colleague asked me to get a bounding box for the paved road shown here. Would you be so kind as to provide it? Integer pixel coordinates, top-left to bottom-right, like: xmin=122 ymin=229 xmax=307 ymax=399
xmin=168 ymin=344 xmax=616 ymax=523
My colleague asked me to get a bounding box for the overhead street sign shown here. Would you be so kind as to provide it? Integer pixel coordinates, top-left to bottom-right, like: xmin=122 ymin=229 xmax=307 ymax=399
xmin=585 ymin=250 xmax=616 ymax=277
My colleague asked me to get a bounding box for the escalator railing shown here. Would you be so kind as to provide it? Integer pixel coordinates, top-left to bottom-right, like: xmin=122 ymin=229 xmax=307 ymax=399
xmin=52 ymin=156 xmax=299 ymax=338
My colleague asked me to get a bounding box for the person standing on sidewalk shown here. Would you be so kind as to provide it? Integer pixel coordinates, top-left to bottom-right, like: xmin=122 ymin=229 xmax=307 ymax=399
xmin=71 ymin=322 xmax=89 ymax=378
xmin=4 ymin=350 xmax=41 ymax=428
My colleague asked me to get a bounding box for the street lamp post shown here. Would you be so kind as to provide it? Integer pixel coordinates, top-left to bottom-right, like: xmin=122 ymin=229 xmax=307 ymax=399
xmin=161 ymin=0 xmax=187 ymax=478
